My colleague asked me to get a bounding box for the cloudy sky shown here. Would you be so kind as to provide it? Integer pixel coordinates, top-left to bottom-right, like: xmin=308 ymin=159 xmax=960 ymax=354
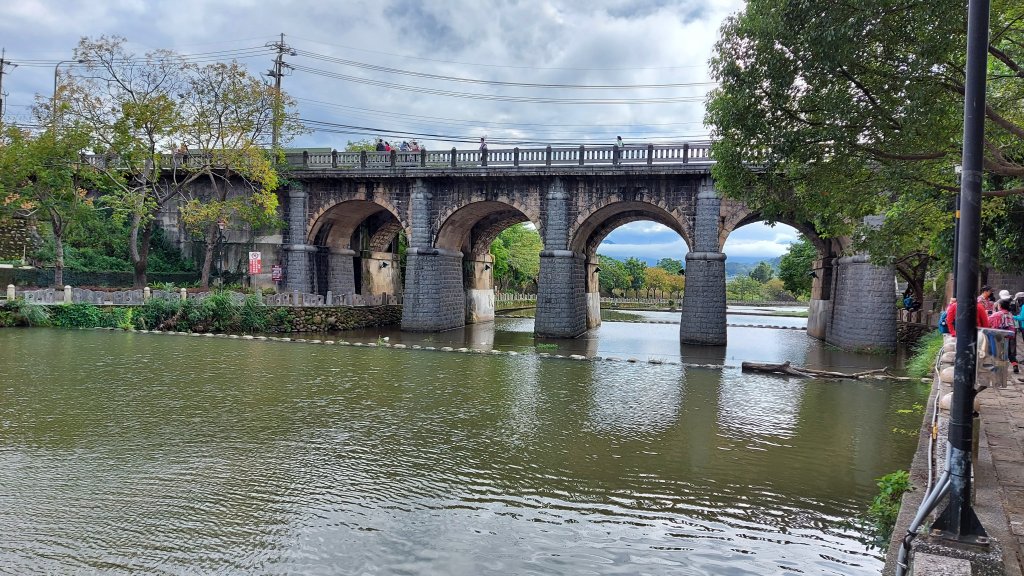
xmin=0 ymin=0 xmax=797 ymax=261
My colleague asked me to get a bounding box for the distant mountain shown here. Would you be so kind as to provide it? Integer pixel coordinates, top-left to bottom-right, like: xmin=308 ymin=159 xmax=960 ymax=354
xmin=598 ymin=253 xmax=783 ymax=277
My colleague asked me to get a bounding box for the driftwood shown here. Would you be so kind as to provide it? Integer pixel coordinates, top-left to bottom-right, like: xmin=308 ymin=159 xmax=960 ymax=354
xmin=741 ymin=361 xmax=916 ymax=381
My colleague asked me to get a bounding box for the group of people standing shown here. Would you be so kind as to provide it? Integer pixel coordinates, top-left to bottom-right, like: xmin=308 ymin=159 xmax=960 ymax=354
xmin=374 ymin=138 xmax=421 ymax=153
xmin=944 ymin=285 xmax=1024 ymax=374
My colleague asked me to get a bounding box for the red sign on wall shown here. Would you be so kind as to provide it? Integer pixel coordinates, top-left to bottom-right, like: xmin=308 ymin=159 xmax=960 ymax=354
xmin=271 ymin=264 xmax=282 ymax=282
xmin=248 ymin=251 xmax=262 ymax=275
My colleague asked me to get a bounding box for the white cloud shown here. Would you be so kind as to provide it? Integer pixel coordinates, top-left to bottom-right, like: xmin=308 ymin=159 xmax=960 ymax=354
xmin=0 ymin=0 xmax=745 ymax=148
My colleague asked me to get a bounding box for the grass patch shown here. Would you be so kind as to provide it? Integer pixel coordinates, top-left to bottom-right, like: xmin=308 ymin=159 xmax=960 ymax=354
xmin=601 ymin=310 xmax=645 ymax=322
xmin=906 ymin=331 xmax=944 ymax=379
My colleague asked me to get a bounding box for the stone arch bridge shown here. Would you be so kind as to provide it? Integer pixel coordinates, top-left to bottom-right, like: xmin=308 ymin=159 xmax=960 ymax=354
xmin=154 ymin=143 xmax=896 ymax=349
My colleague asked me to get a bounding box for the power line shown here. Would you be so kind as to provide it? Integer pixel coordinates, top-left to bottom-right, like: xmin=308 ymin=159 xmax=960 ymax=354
xmin=294 ymin=48 xmax=716 ymax=90
xmin=292 ymin=64 xmax=707 ymax=104
xmin=298 ymin=117 xmax=709 ymax=146
xmin=289 ymin=35 xmax=707 ymax=72
xmin=293 ymin=97 xmax=707 ymax=129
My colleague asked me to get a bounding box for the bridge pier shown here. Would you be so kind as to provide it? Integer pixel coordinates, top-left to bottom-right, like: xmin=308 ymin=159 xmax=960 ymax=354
xmin=536 ymin=250 xmax=588 ymax=337
xmin=826 ymin=255 xmax=896 ymax=351
xmin=284 ymin=184 xmax=315 ymax=294
xmin=401 ymin=248 xmax=465 ymax=331
xmin=465 ymin=255 xmax=495 ymax=324
xmin=586 ymin=258 xmax=602 ymax=330
xmin=680 ymin=182 xmax=727 ymax=345
xmin=326 ymin=249 xmax=357 ymax=296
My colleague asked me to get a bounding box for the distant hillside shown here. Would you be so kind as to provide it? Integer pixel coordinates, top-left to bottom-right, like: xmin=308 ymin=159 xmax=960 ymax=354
xmin=601 ymin=253 xmax=782 ymax=278
xmin=725 ymin=255 xmax=781 ymax=278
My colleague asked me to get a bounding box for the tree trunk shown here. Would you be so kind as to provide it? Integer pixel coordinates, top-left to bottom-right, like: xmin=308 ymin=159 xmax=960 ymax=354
xmin=199 ymin=222 xmax=217 ymax=289
xmin=132 ymin=222 xmax=154 ymax=288
xmin=53 ymin=231 xmax=65 ymax=288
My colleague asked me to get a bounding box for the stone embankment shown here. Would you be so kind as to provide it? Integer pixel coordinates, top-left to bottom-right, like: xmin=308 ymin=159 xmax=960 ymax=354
xmin=273 ymin=306 xmax=401 ymax=332
xmin=884 ymin=334 xmax=1024 ymax=576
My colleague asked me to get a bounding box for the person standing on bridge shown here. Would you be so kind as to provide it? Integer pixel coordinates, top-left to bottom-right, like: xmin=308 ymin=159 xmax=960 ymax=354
xmin=613 ymin=136 xmax=624 ymax=165
xmin=479 ymin=136 xmax=488 ymax=165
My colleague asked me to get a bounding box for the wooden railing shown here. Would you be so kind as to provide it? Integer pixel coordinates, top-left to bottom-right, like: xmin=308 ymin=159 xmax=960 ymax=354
xmin=80 ymin=142 xmax=714 ymax=172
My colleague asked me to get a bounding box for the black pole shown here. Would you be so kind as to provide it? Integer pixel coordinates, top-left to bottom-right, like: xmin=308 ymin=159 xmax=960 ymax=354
xmin=935 ymin=0 xmax=990 ymax=543
xmin=951 ymin=189 xmax=960 ymax=287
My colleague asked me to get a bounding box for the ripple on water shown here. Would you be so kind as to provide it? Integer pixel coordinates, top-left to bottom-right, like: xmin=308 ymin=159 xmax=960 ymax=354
xmin=0 ymin=328 xmax=925 ymax=575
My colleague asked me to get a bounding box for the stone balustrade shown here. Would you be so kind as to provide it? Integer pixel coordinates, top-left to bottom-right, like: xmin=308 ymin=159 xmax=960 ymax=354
xmin=5 ymin=284 xmax=399 ymax=308
xmin=80 ymin=142 xmax=713 ymax=172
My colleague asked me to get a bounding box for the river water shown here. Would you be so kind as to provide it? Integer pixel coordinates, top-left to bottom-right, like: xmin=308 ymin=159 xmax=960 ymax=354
xmin=0 ymin=313 xmax=926 ymax=575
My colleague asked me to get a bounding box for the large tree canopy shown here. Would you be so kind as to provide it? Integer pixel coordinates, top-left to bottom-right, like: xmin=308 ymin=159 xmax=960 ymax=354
xmin=706 ymin=0 xmax=1024 ymax=277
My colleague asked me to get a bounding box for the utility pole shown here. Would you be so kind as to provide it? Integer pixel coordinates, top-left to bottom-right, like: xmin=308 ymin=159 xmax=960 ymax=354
xmin=0 ymin=48 xmax=16 ymax=122
xmin=266 ymin=33 xmax=294 ymax=152
xmin=932 ymin=0 xmax=991 ymax=545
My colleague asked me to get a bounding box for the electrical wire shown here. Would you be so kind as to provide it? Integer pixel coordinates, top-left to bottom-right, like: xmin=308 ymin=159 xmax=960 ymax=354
xmin=292 ymin=64 xmax=707 ymax=104
xmin=295 ymin=49 xmax=716 ymax=90
xmin=289 ymin=35 xmax=708 ymax=71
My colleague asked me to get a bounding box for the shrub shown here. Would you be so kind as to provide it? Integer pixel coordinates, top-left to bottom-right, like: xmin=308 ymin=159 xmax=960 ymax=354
xmin=2 ymin=299 xmax=50 ymax=327
xmin=864 ymin=470 xmax=911 ymax=550
xmin=906 ymin=332 xmax=944 ymax=379
xmin=50 ymin=303 xmax=105 ymax=328
xmin=239 ymin=294 xmax=268 ymax=333
xmin=201 ymin=291 xmax=241 ymax=333
xmin=133 ymin=298 xmax=181 ymax=331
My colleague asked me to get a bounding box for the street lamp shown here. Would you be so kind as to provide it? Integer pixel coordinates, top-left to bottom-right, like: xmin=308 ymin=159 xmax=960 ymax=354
xmin=216 ymin=219 xmax=227 ymax=286
xmin=52 ymin=59 xmax=84 ymax=121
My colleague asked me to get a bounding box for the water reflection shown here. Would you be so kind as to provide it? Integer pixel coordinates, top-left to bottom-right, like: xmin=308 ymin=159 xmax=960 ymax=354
xmin=0 ymin=327 xmax=926 ymax=576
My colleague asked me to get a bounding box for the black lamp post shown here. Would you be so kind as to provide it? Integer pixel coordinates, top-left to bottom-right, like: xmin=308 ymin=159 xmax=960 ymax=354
xmin=216 ymin=219 xmax=226 ymax=286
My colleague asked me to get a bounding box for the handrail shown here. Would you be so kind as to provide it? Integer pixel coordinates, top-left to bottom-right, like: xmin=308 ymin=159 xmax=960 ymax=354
xmin=80 ymin=142 xmax=714 ymax=172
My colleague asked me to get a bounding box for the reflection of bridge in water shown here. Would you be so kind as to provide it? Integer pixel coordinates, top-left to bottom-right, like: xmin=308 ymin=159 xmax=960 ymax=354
xmin=130 ymin=142 xmax=897 ymax=350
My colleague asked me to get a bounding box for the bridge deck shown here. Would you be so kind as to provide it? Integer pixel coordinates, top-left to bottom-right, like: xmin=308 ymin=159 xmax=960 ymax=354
xmin=82 ymin=142 xmax=716 ymax=176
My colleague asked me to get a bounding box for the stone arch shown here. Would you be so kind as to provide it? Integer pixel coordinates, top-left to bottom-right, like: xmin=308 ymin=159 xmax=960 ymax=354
xmin=306 ymin=198 xmax=405 ymax=299
xmin=718 ymin=202 xmax=829 ymax=256
xmin=569 ymin=200 xmax=689 ymax=257
xmin=305 ymin=182 xmax=408 ymax=245
xmin=435 ymin=200 xmax=542 ymax=255
xmin=309 ymin=199 xmax=402 ymax=250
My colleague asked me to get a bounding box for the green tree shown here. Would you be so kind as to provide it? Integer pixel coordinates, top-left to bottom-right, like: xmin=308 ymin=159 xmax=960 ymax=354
xmin=489 ymin=223 xmax=542 ymax=292
xmin=597 ymin=254 xmax=630 ymax=295
xmin=778 ymin=236 xmax=817 ymax=297
xmin=623 ymin=257 xmax=647 ymax=291
xmin=727 ymin=276 xmax=764 ymax=302
xmin=644 ymin=266 xmax=685 ymax=294
xmin=64 ymin=36 xmax=300 ymax=287
xmin=748 ymin=261 xmax=775 ymax=283
xmin=175 ymin=60 xmax=291 ymax=287
xmin=706 ymin=0 xmax=1024 ymax=280
xmin=655 ymin=257 xmax=684 ymax=275
xmin=345 ymin=139 xmax=377 ymax=153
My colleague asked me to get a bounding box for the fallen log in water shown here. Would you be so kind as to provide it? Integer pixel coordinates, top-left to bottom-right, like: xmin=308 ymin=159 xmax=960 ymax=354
xmin=740 ymin=361 xmax=919 ymax=381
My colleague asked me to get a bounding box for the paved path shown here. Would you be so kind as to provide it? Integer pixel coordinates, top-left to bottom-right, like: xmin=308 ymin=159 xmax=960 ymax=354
xmin=978 ymin=366 xmax=1024 ymax=572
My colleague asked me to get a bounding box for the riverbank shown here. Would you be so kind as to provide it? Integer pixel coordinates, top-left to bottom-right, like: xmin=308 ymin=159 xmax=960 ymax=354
xmin=884 ymin=336 xmax=1024 ymax=575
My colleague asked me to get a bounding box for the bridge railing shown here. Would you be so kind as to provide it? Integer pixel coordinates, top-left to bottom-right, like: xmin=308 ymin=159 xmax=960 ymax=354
xmin=81 ymin=142 xmax=713 ymax=172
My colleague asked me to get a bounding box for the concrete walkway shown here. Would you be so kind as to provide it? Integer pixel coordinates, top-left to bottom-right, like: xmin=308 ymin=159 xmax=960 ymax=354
xmin=886 ymin=334 xmax=1024 ymax=575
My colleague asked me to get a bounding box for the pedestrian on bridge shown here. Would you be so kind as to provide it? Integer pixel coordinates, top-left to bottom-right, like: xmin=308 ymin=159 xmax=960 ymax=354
xmin=479 ymin=136 xmax=488 ymax=165
xmin=614 ymin=136 xmax=624 ymax=165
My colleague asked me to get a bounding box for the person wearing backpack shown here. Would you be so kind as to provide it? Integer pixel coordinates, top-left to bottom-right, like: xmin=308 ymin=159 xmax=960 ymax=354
xmin=992 ymin=298 xmax=1018 ymax=374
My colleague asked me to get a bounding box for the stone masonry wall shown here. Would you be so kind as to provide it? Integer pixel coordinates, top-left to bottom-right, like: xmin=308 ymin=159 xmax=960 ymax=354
xmin=328 ymin=251 xmax=356 ymax=295
xmin=680 ymin=255 xmax=728 ymax=345
xmin=401 ymin=250 xmax=465 ymax=331
xmin=0 ymin=219 xmax=28 ymax=261
xmin=535 ymin=252 xmax=587 ymax=337
xmin=827 ymin=255 xmax=897 ymax=351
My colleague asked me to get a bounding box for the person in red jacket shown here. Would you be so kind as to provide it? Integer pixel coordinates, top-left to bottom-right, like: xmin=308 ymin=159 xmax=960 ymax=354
xmin=945 ymin=295 xmax=990 ymax=337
